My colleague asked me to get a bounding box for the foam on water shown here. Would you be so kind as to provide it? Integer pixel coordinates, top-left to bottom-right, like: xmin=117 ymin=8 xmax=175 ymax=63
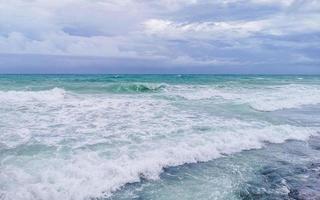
xmin=1 ymin=76 xmax=320 ymax=199
xmin=0 ymin=88 xmax=66 ymax=102
xmin=174 ymin=84 xmax=320 ymax=111
xmin=0 ymin=124 xmax=316 ymax=199
xmin=0 ymin=86 xmax=318 ymax=199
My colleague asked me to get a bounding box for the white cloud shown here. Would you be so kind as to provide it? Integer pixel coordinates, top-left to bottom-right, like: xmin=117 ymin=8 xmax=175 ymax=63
xmin=171 ymin=55 xmax=240 ymax=66
xmin=144 ymin=12 xmax=320 ymax=40
xmin=218 ymin=0 xmax=298 ymax=7
xmin=152 ymin=0 xmax=198 ymax=10
xmin=250 ymin=0 xmax=295 ymax=6
xmin=144 ymin=19 xmax=269 ymax=40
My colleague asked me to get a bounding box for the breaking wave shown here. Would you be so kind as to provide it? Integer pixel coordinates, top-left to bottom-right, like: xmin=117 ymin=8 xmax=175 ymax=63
xmin=0 ymin=87 xmax=67 ymax=102
xmin=0 ymin=123 xmax=317 ymax=200
xmin=175 ymin=84 xmax=320 ymax=111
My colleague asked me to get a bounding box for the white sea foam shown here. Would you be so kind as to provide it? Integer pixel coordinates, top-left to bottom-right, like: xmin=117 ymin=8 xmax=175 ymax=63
xmin=0 ymin=88 xmax=66 ymax=103
xmin=0 ymin=87 xmax=318 ymax=200
xmin=1 ymin=84 xmax=319 ymax=112
xmin=0 ymin=124 xmax=316 ymax=200
xmin=175 ymin=84 xmax=320 ymax=111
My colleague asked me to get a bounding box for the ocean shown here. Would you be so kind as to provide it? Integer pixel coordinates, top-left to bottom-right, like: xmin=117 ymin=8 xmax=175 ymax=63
xmin=0 ymin=75 xmax=319 ymax=200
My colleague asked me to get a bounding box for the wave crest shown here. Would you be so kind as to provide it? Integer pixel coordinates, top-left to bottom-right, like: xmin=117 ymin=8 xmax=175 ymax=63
xmin=0 ymin=87 xmax=66 ymax=102
xmin=106 ymin=83 xmax=167 ymax=93
xmin=175 ymin=84 xmax=320 ymax=111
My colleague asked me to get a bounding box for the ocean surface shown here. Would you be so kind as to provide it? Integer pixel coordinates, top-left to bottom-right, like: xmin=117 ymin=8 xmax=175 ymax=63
xmin=0 ymin=75 xmax=320 ymax=200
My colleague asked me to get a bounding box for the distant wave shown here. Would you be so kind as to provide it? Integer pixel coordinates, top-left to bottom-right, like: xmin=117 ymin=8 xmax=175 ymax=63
xmin=175 ymin=84 xmax=320 ymax=111
xmin=1 ymin=84 xmax=320 ymax=111
xmin=103 ymin=83 xmax=167 ymax=93
xmin=0 ymin=83 xmax=167 ymax=102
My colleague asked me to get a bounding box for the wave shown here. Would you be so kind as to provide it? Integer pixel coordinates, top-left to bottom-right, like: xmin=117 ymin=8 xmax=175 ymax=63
xmin=1 ymin=83 xmax=320 ymax=111
xmin=0 ymin=87 xmax=67 ymax=102
xmin=3 ymin=83 xmax=319 ymax=111
xmin=0 ymin=83 xmax=167 ymax=100
xmin=0 ymin=122 xmax=317 ymax=199
xmin=175 ymin=84 xmax=320 ymax=111
xmin=103 ymin=83 xmax=167 ymax=93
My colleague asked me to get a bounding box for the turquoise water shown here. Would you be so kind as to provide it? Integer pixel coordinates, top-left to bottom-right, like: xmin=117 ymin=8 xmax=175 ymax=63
xmin=0 ymin=75 xmax=319 ymax=199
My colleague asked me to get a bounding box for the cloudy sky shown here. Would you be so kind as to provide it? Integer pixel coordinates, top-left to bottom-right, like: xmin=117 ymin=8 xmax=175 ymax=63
xmin=0 ymin=0 xmax=319 ymax=73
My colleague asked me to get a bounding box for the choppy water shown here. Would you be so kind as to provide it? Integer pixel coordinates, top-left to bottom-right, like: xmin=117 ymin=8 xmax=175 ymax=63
xmin=0 ymin=75 xmax=319 ymax=200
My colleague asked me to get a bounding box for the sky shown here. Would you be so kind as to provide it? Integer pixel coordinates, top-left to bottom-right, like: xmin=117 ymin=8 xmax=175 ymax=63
xmin=0 ymin=0 xmax=319 ymax=74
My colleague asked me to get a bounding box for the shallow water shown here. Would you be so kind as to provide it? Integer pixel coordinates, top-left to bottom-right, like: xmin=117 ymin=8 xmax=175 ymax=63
xmin=109 ymin=137 xmax=320 ymax=200
xmin=0 ymin=75 xmax=319 ymax=200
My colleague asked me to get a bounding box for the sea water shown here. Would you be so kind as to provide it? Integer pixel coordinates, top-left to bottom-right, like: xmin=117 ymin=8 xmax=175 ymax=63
xmin=0 ymin=75 xmax=319 ymax=200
